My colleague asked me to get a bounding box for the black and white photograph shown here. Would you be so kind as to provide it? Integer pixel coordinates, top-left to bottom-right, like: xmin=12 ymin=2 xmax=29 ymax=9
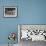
xmin=4 ymin=6 xmax=17 ymax=17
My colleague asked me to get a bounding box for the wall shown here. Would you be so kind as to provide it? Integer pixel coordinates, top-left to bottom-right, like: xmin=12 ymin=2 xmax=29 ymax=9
xmin=18 ymin=0 xmax=46 ymax=24
xmin=0 ymin=0 xmax=46 ymax=44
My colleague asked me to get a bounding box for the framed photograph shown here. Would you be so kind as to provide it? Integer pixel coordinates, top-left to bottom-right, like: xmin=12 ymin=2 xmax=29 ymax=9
xmin=4 ymin=6 xmax=17 ymax=17
xmin=18 ymin=24 xmax=46 ymax=42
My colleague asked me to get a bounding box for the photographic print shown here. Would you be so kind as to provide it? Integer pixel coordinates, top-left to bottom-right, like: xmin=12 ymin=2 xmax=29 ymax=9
xmin=18 ymin=24 xmax=46 ymax=41
xmin=4 ymin=6 xmax=17 ymax=17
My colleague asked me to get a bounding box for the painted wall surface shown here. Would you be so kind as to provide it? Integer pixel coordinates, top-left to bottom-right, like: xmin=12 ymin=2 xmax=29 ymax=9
xmin=0 ymin=0 xmax=46 ymax=44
